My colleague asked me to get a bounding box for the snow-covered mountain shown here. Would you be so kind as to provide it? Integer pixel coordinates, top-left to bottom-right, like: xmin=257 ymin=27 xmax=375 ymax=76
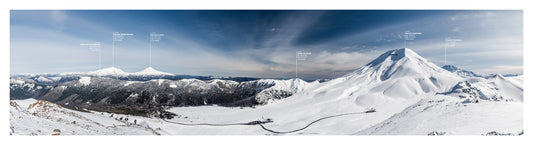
xmin=342 ymin=48 xmax=460 ymax=94
xmin=10 ymin=48 xmax=522 ymax=135
xmin=10 ymin=78 xmax=52 ymax=100
xmin=12 ymin=76 xmax=315 ymax=116
xmin=211 ymin=48 xmax=464 ymax=134
xmin=438 ymin=73 xmax=523 ymax=103
xmin=35 ymin=76 xmax=53 ymax=83
xmin=442 ymin=65 xmax=488 ymax=78
xmin=86 ymin=67 xmax=129 ymax=76
xmin=358 ymin=73 xmax=523 ymax=135
xmin=160 ymin=48 xmax=519 ymax=135
xmin=67 ymin=67 xmax=172 ymax=77
xmin=131 ymin=67 xmax=173 ymax=76
xmin=252 ymin=78 xmax=319 ymax=104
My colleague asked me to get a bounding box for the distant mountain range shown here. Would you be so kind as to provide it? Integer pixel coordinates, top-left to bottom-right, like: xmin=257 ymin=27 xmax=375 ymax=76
xmin=441 ymin=65 xmax=521 ymax=78
xmin=10 ymin=73 xmax=318 ymax=117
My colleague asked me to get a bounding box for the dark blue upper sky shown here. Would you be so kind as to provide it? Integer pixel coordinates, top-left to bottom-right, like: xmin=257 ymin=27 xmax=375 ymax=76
xmin=10 ymin=10 xmax=523 ymax=79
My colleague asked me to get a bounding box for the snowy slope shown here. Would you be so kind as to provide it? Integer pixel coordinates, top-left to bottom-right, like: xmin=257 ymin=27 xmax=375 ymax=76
xmin=131 ymin=67 xmax=173 ymax=76
xmin=10 ymin=99 xmax=158 ymax=135
xmin=506 ymin=75 xmax=523 ymax=87
xmin=356 ymin=95 xmax=522 ymax=135
xmin=486 ymin=74 xmax=523 ymax=102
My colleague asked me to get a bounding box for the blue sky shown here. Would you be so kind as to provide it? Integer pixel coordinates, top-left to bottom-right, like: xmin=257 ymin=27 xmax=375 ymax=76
xmin=10 ymin=10 xmax=522 ymax=79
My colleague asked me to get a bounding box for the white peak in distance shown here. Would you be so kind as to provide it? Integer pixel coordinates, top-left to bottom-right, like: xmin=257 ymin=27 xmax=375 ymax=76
xmin=86 ymin=67 xmax=129 ymax=76
xmin=133 ymin=67 xmax=173 ymax=76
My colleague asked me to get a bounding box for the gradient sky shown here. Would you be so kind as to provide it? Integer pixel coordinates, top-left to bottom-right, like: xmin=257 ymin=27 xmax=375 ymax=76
xmin=10 ymin=10 xmax=523 ymax=79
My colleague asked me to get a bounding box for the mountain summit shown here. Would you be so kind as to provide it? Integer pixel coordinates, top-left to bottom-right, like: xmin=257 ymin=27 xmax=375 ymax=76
xmin=366 ymin=48 xmax=426 ymax=66
xmin=85 ymin=67 xmax=173 ymax=76
xmin=215 ymin=48 xmax=465 ymax=133
xmin=86 ymin=67 xmax=129 ymax=76
xmin=263 ymin=48 xmax=462 ymax=120
xmin=132 ymin=67 xmax=173 ymax=76
xmin=345 ymin=48 xmax=452 ymax=81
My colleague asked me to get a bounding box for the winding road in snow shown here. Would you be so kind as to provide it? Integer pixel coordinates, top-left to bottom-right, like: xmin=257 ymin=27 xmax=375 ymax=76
xmin=162 ymin=109 xmax=376 ymax=134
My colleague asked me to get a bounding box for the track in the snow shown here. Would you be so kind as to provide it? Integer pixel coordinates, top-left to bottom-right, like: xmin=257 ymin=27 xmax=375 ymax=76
xmin=258 ymin=109 xmax=375 ymax=134
xmin=162 ymin=108 xmax=376 ymax=134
